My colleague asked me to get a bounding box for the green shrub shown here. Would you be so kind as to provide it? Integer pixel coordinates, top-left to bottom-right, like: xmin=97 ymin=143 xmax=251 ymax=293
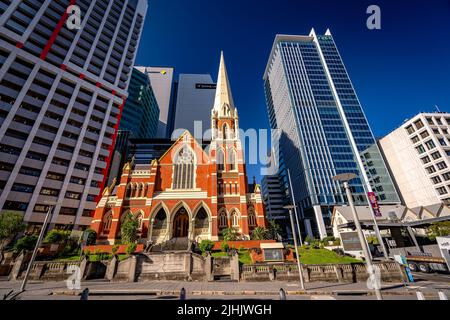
xmin=199 ymin=240 xmax=214 ymax=253
xmin=0 ymin=211 xmax=26 ymax=250
xmin=222 ymin=228 xmax=239 ymax=241
xmin=333 ymin=238 xmax=341 ymax=246
xmin=304 ymin=235 xmax=313 ymax=244
xmin=121 ymin=213 xmax=139 ymax=244
xmin=126 ymin=243 xmax=137 ymax=256
xmin=44 ymin=229 xmax=70 ymax=244
xmin=250 ymin=227 xmax=268 ymax=240
xmin=14 ymin=235 xmax=38 ymax=253
xmin=366 ymin=236 xmax=379 ymax=245
xmin=221 ymin=241 xmax=229 ymax=253
xmin=84 ymin=229 xmax=97 ymax=246
xmin=111 ymin=244 xmax=120 ymax=255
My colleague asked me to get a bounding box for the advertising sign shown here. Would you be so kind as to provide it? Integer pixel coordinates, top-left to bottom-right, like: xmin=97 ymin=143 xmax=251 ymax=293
xmin=367 ymin=192 xmax=382 ymax=217
xmin=340 ymin=232 xmax=363 ymax=252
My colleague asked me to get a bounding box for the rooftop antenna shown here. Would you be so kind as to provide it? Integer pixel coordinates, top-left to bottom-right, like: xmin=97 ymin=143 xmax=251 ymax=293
xmin=435 ymin=105 xmax=441 ymax=113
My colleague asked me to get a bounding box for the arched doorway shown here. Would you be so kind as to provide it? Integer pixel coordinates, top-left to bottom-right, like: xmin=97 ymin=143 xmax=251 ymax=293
xmin=173 ymin=207 xmax=189 ymax=238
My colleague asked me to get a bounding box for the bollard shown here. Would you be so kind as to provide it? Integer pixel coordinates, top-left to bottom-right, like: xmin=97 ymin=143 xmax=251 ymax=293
xmin=279 ymin=288 xmax=286 ymax=300
xmin=438 ymin=291 xmax=448 ymax=301
xmin=180 ymin=287 xmax=186 ymax=300
xmin=80 ymin=288 xmax=89 ymax=301
xmin=416 ymin=291 xmax=425 ymax=300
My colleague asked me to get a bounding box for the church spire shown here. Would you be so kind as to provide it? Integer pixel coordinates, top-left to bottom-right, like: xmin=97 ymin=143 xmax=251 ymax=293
xmin=213 ymin=51 xmax=235 ymax=113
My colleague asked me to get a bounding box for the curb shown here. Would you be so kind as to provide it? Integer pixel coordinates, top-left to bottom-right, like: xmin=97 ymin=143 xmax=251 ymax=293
xmin=51 ymin=289 xmax=437 ymax=298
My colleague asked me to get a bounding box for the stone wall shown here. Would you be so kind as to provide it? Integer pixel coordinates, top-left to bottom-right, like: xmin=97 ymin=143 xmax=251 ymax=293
xmin=241 ymin=262 xmax=405 ymax=283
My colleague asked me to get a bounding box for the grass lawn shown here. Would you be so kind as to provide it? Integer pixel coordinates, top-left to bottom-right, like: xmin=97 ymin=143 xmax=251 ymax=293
xmin=211 ymin=250 xmax=253 ymax=265
xmin=297 ymin=247 xmax=361 ymax=265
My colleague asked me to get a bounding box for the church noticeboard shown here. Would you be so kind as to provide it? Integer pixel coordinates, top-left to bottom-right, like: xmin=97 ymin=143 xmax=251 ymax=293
xmin=341 ymin=232 xmax=363 ymax=251
xmin=263 ymin=249 xmax=284 ymax=262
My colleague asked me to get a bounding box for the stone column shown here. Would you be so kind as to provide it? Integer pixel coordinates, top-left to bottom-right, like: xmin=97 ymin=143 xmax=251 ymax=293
xmin=205 ymin=253 xmax=213 ymax=281
xmin=334 ymin=265 xmax=344 ymax=283
xmin=230 ymin=251 xmax=240 ymax=282
xmin=106 ymin=255 xmax=117 ymax=281
xmin=10 ymin=252 xmax=26 ymax=280
xmin=128 ymin=255 xmax=137 ymax=283
xmin=79 ymin=256 xmax=88 ymax=280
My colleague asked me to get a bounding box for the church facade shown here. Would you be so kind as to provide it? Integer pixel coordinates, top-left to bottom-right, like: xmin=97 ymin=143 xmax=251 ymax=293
xmin=90 ymin=53 xmax=267 ymax=244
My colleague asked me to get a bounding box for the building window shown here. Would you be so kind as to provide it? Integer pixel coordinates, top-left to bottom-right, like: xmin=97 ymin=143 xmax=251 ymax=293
xmin=431 ymin=152 xmax=442 ymax=160
xmin=436 ymin=187 xmax=448 ymax=196
xmin=136 ymin=213 xmax=144 ymax=231
xmin=40 ymin=188 xmax=60 ymax=196
xmin=411 ymin=136 xmax=420 ymax=144
xmin=421 ymin=156 xmax=431 ymax=164
xmin=228 ymin=148 xmax=237 ymax=171
xmin=102 ymin=212 xmax=113 ymax=234
xmin=442 ymin=173 xmax=450 ymax=181
xmin=406 ymin=126 xmax=415 ymax=135
xmin=437 ymin=161 xmax=448 ymax=170
xmin=172 ymin=146 xmax=195 ymax=190
xmin=431 ymin=176 xmax=442 ymax=184
xmin=425 ymin=140 xmax=436 ymax=150
xmin=59 ymin=207 xmax=77 ymax=216
xmin=218 ymin=211 xmax=228 ymax=229
xmin=416 ymin=145 xmax=426 ymax=154
xmin=414 ymin=120 xmax=424 ymax=129
xmin=426 ymin=166 xmax=437 ymax=174
xmin=217 ymin=148 xmax=225 ymax=171
xmin=420 ymin=130 xmax=430 ymax=139
xmin=12 ymin=183 xmax=35 ymax=193
xmin=231 ymin=211 xmax=239 ymax=227
xmin=248 ymin=210 xmax=257 ymax=228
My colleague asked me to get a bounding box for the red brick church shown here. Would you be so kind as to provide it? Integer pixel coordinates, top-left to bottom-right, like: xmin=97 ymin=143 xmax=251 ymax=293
xmin=90 ymin=53 xmax=267 ymax=245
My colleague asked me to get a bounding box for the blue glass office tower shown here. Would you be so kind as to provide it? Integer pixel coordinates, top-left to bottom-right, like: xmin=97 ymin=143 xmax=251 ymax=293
xmin=120 ymin=68 xmax=160 ymax=138
xmin=263 ymin=30 xmax=400 ymax=238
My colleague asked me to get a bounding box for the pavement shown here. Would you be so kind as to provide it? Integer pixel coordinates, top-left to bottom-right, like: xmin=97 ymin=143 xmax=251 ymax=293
xmin=1 ymin=272 xmax=449 ymax=300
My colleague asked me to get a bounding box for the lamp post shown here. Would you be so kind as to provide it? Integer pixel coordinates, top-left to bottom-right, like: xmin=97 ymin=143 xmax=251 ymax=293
xmin=287 ymin=169 xmax=303 ymax=246
xmin=283 ymin=204 xmax=305 ymax=291
xmin=20 ymin=202 xmax=56 ymax=292
xmin=332 ymin=173 xmax=383 ymax=300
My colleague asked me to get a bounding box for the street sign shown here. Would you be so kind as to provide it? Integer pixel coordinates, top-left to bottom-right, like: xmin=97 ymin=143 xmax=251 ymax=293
xmin=340 ymin=232 xmax=363 ymax=251
xmin=394 ymin=255 xmax=414 ymax=283
xmin=367 ymin=192 xmax=382 ymax=217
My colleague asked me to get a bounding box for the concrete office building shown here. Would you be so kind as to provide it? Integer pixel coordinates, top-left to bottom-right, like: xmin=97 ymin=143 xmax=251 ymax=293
xmin=379 ymin=113 xmax=450 ymax=217
xmin=263 ymin=30 xmax=400 ymax=238
xmin=135 ymin=66 xmax=174 ymax=138
xmin=172 ymin=74 xmax=216 ymax=139
xmin=0 ymin=0 xmax=148 ymax=231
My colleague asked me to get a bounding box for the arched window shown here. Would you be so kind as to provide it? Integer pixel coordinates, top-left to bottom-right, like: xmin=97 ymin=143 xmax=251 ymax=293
xmin=217 ymin=148 xmax=225 ymax=171
xmin=222 ymin=123 xmax=229 ymax=140
xmin=228 ymin=148 xmax=237 ymax=171
xmin=195 ymin=207 xmax=209 ymax=229
xmin=248 ymin=210 xmax=257 ymax=228
xmin=102 ymin=212 xmax=113 ymax=234
xmin=154 ymin=208 xmax=167 ymax=230
xmin=231 ymin=211 xmax=239 ymax=227
xmin=172 ymin=146 xmax=195 ymax=190
xmin=218 ymin=210 xmax=228 ymax=229
xmin=136 ymin=213 xmax=144 ymax=231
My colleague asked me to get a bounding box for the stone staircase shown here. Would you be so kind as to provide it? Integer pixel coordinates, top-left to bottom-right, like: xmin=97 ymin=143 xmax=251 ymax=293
xmin=150 ymin=237 xmax=190 ymax=252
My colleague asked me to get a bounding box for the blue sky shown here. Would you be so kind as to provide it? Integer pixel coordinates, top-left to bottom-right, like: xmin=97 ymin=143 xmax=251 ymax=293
xmin=135 ymin=0 xmax=450 ymax=181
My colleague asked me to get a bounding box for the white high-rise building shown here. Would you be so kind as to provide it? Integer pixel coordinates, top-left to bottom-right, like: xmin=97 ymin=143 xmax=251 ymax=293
xmin=0 ymin=0 xmax=148 ymax=231
xmin=135 ymin=66 xmax=174 ymax=138
xmin=379 ymin=113 xmax=450 ymax=213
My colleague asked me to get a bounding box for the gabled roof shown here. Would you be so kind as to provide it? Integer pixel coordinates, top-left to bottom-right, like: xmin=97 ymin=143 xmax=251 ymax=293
xmin=157 ymin=130 xmax=210 ymax=165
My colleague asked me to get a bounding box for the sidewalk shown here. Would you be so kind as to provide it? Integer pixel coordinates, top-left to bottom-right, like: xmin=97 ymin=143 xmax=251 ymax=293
xmin=2 ymin=279 xmax=448 ymax=299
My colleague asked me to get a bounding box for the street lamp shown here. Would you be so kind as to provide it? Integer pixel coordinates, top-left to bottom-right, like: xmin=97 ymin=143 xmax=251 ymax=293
xmin=283 ymin=204 xmax=305 ymax=291
xmin=20 ymin=201 xmax=58 ymax=292
xmin=332 ymin=173 xmax=383 ymax=300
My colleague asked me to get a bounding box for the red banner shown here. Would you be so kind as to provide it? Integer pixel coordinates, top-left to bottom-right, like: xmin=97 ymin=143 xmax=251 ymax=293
xmin=368 ymin=192 xmax=382 ymax=217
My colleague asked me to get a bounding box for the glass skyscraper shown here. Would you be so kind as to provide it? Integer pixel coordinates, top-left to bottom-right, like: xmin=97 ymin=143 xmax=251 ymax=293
xmin=263 ymin=30 xmax=400 ymax=238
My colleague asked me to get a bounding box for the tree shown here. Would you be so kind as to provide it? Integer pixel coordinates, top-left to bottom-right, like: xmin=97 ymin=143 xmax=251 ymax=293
xmin=266 ymin=220 xmax=282 ymax=240
xmin=126 ymin=243 xmax=137 ymax=256
xmin=199 ymin=240 xmax=214 ymax=254
xmin=121 ymin=213 xmax=139 ymax=244
xmin=251 ymin=227 xmax=268 ymax=240
xmin=427 ymin=221 xmax=450 ymax=241
xmin=44 ymin=229 xmax=70 ymax=244
xmin=0 ymin=211 xmax=25 ymax=251
xmin=14 ymin=235 xmax=38 ymax=254
xmin=84 ymin=229 xmax=97 ymax=246
xmin=222 ymin=227 xmax=239 ymax=241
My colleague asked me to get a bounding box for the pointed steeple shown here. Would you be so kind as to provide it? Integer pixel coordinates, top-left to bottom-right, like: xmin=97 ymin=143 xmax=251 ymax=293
xmin=213 ymin=51 xmax=235 ymax=113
